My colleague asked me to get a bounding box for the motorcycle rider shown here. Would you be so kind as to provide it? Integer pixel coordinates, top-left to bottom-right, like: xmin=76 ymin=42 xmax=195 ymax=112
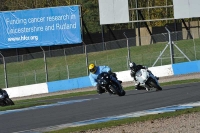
xmin=88 ymin=63 xmax=122 ymax=94
xmin=129 ymin=62 xmax=159 ymax=90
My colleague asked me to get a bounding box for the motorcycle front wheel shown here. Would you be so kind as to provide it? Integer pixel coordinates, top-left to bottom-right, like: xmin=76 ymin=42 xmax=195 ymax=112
xmin=110 ymin=82 xmax=126 ymax=96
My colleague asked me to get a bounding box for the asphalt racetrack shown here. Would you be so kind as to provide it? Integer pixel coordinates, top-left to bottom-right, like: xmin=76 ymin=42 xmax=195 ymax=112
xmin=1 ymin=82 xmax=200 ymax=133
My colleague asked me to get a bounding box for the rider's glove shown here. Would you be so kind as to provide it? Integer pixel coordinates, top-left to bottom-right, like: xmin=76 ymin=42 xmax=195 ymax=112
xmin=130 ymin=72 xmax=134 ymax=77
xmin=108 ymin=70 xmax=112 ymax=75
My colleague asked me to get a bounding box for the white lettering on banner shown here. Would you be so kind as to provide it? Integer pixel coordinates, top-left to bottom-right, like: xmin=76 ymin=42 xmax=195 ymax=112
xmin=3 ymin=8 xmax=80 ymax=45
xmin=46 ymin=14 xmax=70 ymax=21
xmin=70 ymin=14 xmax=76 ymax=19
xmin=5 ymin=13 xmax=77 ymax=35
xmin=56 ymin=23 xmax=76 ymax=30
xmin=0 ymin=6 xmax=82 ymax=48
xmin=7 ymin=26 xmax=44 ymax=34
xmin=28 ymin=17 xmax=45 ymax=23
xmin=5 ymin=18 xmax=27 ymax=25
xmin=7 ymin=35 xmax=39 ymax=42
xmin=45 ymin=24 xmax=55 ymax=31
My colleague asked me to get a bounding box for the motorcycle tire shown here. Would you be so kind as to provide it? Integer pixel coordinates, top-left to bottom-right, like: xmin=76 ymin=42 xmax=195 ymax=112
xmin=4 ymin=98 xmax=15 ymax=106
xmin=148 ymin=79 xmax=162 ymax=91
xmin=121 ymin=90 xmax=126 ymax=96
xmin=110 ymin=82 xmax=126 ymax=96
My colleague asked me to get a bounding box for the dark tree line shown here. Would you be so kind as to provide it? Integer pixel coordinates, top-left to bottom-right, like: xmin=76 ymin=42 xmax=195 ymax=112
xmin=0 ymin=0 xmax=177 ymax=34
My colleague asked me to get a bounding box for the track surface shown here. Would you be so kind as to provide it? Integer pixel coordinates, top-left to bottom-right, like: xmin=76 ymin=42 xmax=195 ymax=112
xmin=1 ymin=82 xmax=200 ymax=133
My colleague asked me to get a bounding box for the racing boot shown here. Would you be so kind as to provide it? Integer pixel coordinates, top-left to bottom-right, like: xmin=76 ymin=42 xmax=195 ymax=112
xmin=146 ymin=87 xmax=150 ymax=91
xmin=134 ymin=82 xmax=140 ymax=90
xmin=97 ymin=89 xmax=105 ymax=95
xmin=97 ymin=85 xmax=105 ymax=95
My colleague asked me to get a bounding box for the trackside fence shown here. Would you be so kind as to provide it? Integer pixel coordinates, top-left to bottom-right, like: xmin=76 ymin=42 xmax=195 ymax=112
xmin=0 ymin=29 xmax=200 ymax=88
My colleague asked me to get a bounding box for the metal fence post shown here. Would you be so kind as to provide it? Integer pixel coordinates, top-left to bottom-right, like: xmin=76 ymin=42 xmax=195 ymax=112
xmin=165 ymin=26 xmax=174 ymax=64
xmin=123 ymin=32 xmax=131 ymax=69
xmin=34 ymin=70 xmax=37 ymax=83
xmin=24 ymin=72 xmax=26 ymax=85
xmin=66 ymin=65 xmax=69 ymax=79
xmin=86 ymin=53 xmax=89 ymax=75
xmin=0 ymin=52 xmax=8 ymax=88
xmin=160 ymin=51 xmax=163 ymax=66
xmin=101 ymin=25 xmax=105 ymax=50
xmin=192 ymin=32 xmax=197 ymax=60
xmin=126 ymin=56 xmax=129 ymax=69
xmin=64 ymin=48 xmax=69 ymax=79
xmin=40 ymin=46 xmax=48 ymax=82
xmin=83 ymin=42 xmax=89 ymax=75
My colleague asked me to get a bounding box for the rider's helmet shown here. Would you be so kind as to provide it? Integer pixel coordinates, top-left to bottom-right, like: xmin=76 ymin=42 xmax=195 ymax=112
xmin=89 ymin=63 xmax=97 ymax=74
xmin=129 ymin=62 xmax=137 ymax=71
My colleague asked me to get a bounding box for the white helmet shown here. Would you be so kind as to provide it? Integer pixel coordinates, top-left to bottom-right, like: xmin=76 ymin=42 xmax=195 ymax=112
xmin=129 ymin=62 xmax=136 ymax=71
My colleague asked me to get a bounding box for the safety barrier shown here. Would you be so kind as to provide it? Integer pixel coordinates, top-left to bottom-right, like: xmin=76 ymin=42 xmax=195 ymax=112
xmin=172 ymin=60 xmax=200 ymax=75
xmin=4 ymin=60 xmax=200 ymax=98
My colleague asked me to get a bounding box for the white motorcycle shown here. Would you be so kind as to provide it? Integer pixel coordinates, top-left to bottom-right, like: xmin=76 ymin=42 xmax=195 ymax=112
xmin=135 ymin=69 xmax=162 ymax=91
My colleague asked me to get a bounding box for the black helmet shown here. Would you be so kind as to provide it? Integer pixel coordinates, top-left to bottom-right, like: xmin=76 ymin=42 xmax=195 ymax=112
xmin=129 ymin=62 xmax=136 ymax=71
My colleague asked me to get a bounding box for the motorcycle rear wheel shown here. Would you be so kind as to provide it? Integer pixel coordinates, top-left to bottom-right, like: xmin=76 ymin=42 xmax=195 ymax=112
xmin=4 ymin=98 xmax=15 ymax=106
xmin=148 ymin=79 xmax=162 ymax=91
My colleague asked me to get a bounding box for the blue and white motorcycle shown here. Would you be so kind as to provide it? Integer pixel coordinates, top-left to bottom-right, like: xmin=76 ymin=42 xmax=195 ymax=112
xmin=135 ymin=69 xmax=162 ymax=91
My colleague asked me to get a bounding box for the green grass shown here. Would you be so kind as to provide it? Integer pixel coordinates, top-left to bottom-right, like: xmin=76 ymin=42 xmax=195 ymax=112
xmin=1 ymin=38 xmax=200 ymax=88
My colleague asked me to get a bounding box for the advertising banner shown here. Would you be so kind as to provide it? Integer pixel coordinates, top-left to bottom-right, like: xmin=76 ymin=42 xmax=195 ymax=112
xmin=0 ymin=5 xmax=82 ymax=49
